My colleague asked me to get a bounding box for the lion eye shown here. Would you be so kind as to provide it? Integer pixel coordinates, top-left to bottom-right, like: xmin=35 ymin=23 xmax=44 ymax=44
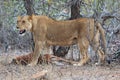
xmin=22 ymin=20 xmax=25 ymax=23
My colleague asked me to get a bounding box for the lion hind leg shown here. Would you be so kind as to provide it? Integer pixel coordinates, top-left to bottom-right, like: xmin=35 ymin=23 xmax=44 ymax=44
xmin=97 ymin=49 xmax=105 ymax=65
xmin=77 ymin=50 xmax=89 ymax=66
xmin=94 ymin=49 xmax=105 ymax=66
xmin=92 ymin=30 xmax=105 ymax=65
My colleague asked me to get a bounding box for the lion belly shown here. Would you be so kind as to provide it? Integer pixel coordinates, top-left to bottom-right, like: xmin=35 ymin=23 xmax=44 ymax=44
xmin=46 ymin=30 xmax=78 ymax=46
xmin=46 ymin=37 xmax=77 ymax=46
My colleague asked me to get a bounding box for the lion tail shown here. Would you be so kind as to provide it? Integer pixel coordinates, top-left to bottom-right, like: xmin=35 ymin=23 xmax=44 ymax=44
xmin=96 ymin=22 xmax=107 ymax=54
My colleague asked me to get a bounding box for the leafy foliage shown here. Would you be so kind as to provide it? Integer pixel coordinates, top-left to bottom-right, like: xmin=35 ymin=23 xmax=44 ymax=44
xmin=0 ymin=0 xmax=119 ymax=54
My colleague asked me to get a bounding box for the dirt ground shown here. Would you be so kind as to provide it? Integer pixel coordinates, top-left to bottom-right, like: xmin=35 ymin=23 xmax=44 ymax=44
xmin=0 ymin=52 xmax=120 ymax=80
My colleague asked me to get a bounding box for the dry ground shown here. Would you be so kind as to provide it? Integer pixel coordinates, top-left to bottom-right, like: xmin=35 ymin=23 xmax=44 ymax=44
xmin=0 ymin=52 xmax=120 ymax=80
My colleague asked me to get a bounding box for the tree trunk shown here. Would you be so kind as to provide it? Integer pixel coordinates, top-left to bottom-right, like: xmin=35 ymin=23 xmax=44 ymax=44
xmin=23 ymin=0 xmax=35 ymax=51
xmin=53 ymin=0 xmax=82 ymax=57
xmin=70 ymin=0 xmax=82 ymax=20
xmin=23 ymin=0 xmax=35 ymax=15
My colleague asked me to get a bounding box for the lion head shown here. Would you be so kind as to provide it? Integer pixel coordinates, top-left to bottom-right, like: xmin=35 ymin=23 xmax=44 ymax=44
xmin=17 ymin=15 xmax=32 ymax=34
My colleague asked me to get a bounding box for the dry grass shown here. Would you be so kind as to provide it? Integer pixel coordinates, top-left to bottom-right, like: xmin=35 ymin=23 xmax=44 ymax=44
xmin=0 ymin=52 xmax=120 ymax=80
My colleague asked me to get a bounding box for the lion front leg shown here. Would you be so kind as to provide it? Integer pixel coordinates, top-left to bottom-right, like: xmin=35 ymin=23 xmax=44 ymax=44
xmin=40 ymin=45 xmax=52 ymax=64
xmin=28 ymin=42 xmax=44 ymax=66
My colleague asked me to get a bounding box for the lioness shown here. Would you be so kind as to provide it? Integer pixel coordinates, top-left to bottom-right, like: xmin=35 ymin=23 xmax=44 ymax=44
xmin=16 ymin=15 xmax=106 ymax=66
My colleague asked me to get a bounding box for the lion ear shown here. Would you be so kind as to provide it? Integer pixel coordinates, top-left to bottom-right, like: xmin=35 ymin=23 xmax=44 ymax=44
xmin=28 ymin=14 xmax=34 ymax=20
xmin=17 ymin=16 xmax=21 ymax=20
xmin=28 ymin=16 xmax=32 ymax=20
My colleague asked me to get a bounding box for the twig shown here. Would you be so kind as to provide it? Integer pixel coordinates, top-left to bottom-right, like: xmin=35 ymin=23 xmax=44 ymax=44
xmin=50 ymin=55 xmax=78 ymax=64
xmin=31 ymin=70 xmax=48 ymax=79
xmin=102 ymin=15 xmax=120 ymax=25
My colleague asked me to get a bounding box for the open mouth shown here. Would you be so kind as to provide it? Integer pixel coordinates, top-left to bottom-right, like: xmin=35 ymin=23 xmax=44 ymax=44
xmin=19 ymin=29 xmax=26 ymax=34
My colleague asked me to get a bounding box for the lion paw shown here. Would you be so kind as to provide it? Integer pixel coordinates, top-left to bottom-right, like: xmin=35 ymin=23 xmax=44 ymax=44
xmin=95 ymin=62 xmax=100 ymax=66
xmin=27 ymin=61 xmax=37 ymax=66
xmin=27 ymin=64 xmax=35 ymax=67
xmin=73 ymin=63 xmax=84 ymax=66
xmin=95 ymin=62 xmax=105 ymax=66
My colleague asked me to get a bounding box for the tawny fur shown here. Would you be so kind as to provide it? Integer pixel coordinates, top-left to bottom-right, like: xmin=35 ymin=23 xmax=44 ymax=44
xmin=14 ymin=15 xmax=106 ymax=66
